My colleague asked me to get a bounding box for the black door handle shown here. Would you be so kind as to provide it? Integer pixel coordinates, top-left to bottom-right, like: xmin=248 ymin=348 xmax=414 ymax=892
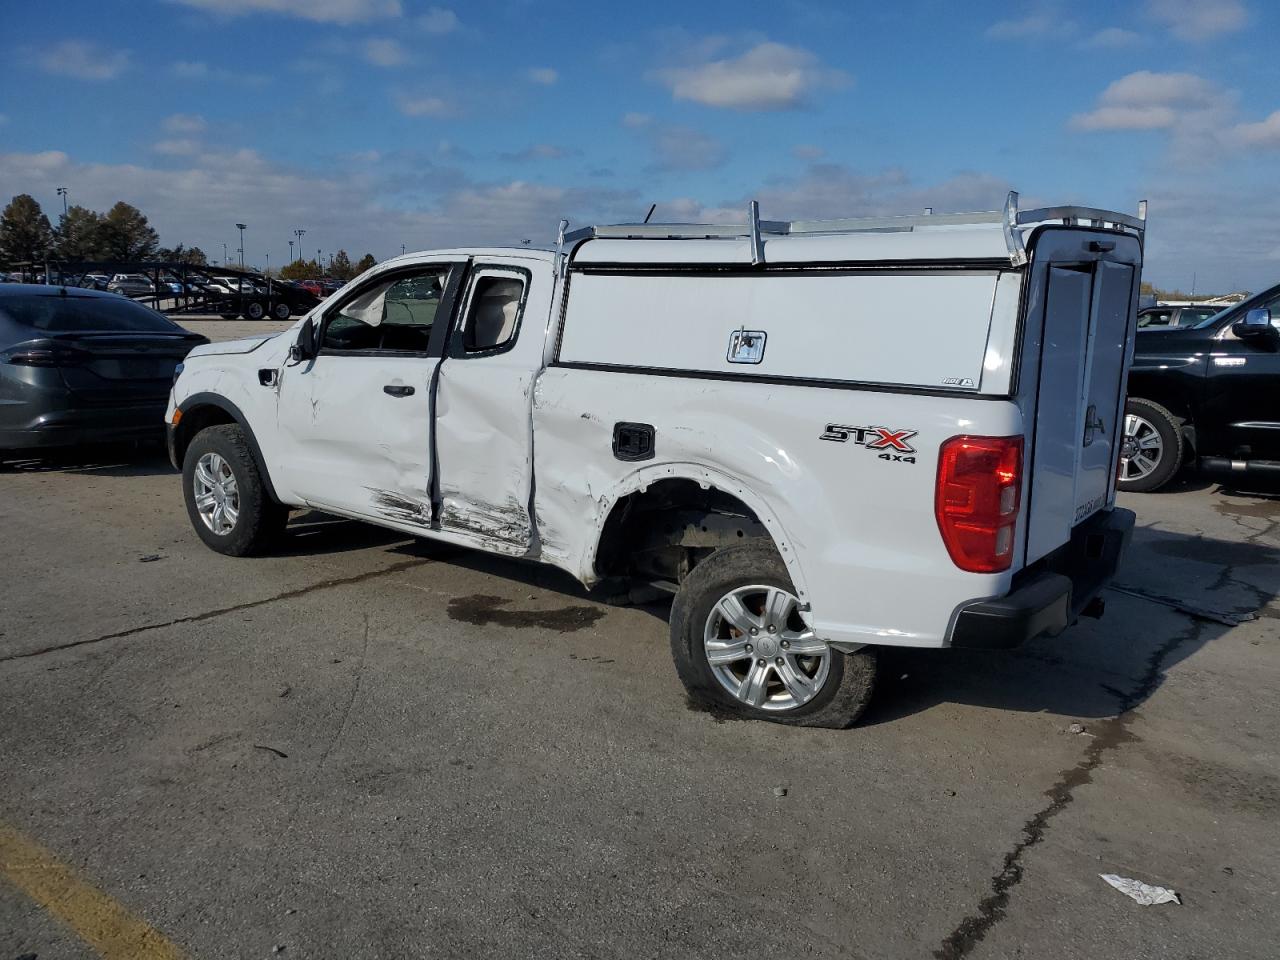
xmin=383 ymin=384 xmax=415 ymax=397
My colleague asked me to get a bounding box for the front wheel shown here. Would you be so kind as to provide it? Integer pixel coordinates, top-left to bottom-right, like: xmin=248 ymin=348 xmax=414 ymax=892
xmin=1118 ymin=398 xmax=1184 ymax=493
xmin=244 ymin=301 xmax=267 ymax=320
xmin=183 ymin=424 xmax=288 ymax=556
xmin=670 ymin=541 xmax=876 ymax=728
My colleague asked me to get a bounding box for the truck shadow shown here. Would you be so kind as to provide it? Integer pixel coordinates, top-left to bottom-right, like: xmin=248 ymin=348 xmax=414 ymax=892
xmin=0 ymin=442 xmax=176 ymax=478
xmin=861 ymin=520 xmax=1278 ymax=726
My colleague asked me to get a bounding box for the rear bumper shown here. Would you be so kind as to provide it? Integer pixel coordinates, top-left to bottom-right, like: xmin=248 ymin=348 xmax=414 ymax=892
xmin=949 ymin=507 xmax=1136 ymax=649
xmin=0 ymin=403 xmax=168 ymax=449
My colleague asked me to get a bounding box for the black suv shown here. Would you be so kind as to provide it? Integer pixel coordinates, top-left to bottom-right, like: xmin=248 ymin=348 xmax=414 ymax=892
xmin=1121 ymin=283 xmax=1280 ymax=491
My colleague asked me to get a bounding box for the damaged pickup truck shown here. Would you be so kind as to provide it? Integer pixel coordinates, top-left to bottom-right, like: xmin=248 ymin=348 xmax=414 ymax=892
xmin=168 ymin=193 xmax=1144 ymax=727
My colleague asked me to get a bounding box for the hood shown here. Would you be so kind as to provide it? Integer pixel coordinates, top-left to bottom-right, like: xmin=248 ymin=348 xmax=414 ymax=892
xmin=186 ymin=333 xmax=278 ymax=358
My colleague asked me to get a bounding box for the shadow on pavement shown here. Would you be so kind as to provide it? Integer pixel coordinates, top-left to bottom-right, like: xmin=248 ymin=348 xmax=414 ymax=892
xmin=0 ymin=441 xmax=175 ymax=477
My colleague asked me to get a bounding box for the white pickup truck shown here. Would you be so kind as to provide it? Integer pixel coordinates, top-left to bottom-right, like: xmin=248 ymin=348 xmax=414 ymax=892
xmin=168 ymin=193 xmax=1142 ymax=728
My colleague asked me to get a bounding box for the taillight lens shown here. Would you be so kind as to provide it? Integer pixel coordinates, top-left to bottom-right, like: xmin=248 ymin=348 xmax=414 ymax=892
xmin=5 ymin=346 xmax=89 ymax=367
xmin=935 ymin=435 xmax=1024 ymax=573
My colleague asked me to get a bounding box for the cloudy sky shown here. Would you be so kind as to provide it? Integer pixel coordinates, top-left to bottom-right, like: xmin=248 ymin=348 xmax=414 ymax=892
xmin=1 ymin=0 xmax=1277 ymax=291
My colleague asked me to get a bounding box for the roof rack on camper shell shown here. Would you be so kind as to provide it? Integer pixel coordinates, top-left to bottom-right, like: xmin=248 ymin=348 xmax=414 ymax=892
xmin=559 ymin=191 xmax=1147 ymax=268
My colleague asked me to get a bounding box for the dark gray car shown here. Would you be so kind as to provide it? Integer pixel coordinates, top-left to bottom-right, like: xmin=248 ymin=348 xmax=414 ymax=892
xmin=0 ymin=285 xmax=207 ymax=452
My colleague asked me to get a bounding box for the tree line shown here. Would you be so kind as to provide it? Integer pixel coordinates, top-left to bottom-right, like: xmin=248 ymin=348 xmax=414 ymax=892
xmin=0 ymin=193 xmax=377 ymax=280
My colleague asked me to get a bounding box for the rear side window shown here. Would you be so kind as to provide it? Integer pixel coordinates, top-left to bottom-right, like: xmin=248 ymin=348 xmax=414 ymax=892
xmin=462 ymin=270 xmax=528 ymax=353
xmin=0 ymin=294 xmax=179 ymax=332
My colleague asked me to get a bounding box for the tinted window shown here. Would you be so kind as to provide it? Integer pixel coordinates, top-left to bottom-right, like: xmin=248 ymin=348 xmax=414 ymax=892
xmin=0 ymin=294 xmax=179 ymax=332
xmin=1138 ymin=309 xmax=1173 ymax=328
xmin=321 ymin=268 xmax=446 ymax=353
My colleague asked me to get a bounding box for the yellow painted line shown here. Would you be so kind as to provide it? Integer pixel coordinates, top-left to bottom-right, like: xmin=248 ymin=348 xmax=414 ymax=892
xmin=0 ymin=823 xmax=186 ymax=960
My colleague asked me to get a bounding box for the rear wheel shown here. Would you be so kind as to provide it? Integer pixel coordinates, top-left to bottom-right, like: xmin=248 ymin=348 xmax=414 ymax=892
xmin=1118 ymin=397 xmax=1184 ymax=493
xmin=183 ymin=424 xmax=287 ymax=556
xmin=244 ymin=301 xmax=267 ymax=320
xmin=272 ymin=301 xmax=291 ymax=320
xmin=670 ymin=541 xmax=876 ymax=728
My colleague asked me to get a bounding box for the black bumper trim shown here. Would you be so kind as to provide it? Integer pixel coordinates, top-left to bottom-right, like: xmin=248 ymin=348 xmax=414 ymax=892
xmin=949 ymin=507 xmax=1136 ymax=649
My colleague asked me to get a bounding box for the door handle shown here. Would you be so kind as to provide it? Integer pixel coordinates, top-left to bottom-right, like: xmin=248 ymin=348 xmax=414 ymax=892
xmin=383 ymin=384 xmax=415 ymax=397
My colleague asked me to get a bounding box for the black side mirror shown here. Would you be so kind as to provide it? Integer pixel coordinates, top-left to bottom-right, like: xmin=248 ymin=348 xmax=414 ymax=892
xmin=1231 ymin=307 xmax=1275 ymax=340
xmin=290 ymin=318 xmax=317 ymax=362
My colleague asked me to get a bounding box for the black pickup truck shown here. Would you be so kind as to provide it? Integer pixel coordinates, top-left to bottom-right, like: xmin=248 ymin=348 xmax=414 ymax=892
xmin=1121 ymin=282 xmax=1280 ymax=491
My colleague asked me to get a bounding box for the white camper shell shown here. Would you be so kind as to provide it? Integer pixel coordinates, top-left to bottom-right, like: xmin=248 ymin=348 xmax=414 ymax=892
xmin=168 ymin=192 xmax=1143 ymax=728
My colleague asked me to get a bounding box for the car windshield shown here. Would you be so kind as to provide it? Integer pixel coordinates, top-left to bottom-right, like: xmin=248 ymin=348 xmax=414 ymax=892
xmin=0 ymin=294 xmax=181 ymax=332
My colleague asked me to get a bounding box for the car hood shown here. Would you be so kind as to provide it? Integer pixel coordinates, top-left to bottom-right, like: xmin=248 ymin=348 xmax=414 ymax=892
xmin=186 ymin=333 xmax=278 ymax=358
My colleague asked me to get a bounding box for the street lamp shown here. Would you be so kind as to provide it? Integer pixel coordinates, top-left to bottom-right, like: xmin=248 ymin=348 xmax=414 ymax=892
xmin=401 ymin=243 xmax=406 ymax=256
xmin=317 ymin=249 xmax=322 ymax=274
xmin=235 ymin=223 xmax=247 ymax=270
xmin=56 ymin=186 xmax=68 ymax=217
xmin=293 ymin=228 xmax=306 ymax=262
xmin=221 ymin=241 xmax=229 ymax=265
xmin=288 ymin=239 xmax=294 ymax=262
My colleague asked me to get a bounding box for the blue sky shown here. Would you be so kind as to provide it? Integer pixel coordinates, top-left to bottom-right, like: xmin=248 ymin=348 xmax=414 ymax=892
xmin=1 ymin=0 xmax=1277 ymax=291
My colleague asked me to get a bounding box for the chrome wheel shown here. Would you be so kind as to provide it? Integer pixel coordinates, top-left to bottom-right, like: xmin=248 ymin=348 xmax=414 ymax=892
xmin=193 ymin=452 xmax=239 ymax=536
xmin=1120 ymin=413 xmax=1164 ymax=481
xmin=703 ymin=584 xmax=830 ymax=712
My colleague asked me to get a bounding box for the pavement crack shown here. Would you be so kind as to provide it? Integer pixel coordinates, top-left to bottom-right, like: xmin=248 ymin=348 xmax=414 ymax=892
xmin=934 ymin=618 xmax=1206 ymax=960
xmin=0 ymin=558 xmax=430 ymax=664
xmin=316 ymin=612 xmax=371 ymax=773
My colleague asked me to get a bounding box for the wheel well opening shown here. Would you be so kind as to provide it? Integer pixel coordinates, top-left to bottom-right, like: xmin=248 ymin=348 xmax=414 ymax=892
xmin=174 ymin=404 xmax=236 ymax=465
xmin=594 ymin=478 xmax=773 ymax=585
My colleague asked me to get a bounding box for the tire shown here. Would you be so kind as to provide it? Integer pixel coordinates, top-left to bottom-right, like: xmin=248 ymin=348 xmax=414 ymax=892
xmin=272 ymin=301 xmax=291 ymax=321
xmin=182 ymin=424 xmax=288 ymax=556
xmin=1118 ymin=397 xmax=1184 ymax=493
xmin=244 ymin=301 xmax=267 ymax=320
xmin=670 ymin=541 xmax=876 ymax=728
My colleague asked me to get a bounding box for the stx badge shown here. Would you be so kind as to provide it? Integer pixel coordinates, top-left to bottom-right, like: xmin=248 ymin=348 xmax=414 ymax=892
xmin=820 ymin=424 xmax=919 ymax=462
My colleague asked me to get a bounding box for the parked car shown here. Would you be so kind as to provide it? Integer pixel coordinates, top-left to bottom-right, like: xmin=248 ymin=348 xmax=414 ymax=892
xmin=294 ymin=279 xmax=325 ymax=298
xmin=107 ymin=274 xmax=156 ymax=298
xmin=80 ymin=273 xmax=112 ymax=291
xmin=1122 ymin=283 xmax=1280 ymax=491
xmin=1137 ymin=304 xmax=1222 ymax=330
xmin=167 ymin=195 xmax=1143 ymax=728
xmin=0 ymin=285 xmax=207 ymax=453
xmin=206 ymin=277 xmax=319 ymax=321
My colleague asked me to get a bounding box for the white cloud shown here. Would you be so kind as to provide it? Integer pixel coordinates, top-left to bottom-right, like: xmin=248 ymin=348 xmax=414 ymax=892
xmin=418 ymin=7 xmax=458 ymax=34
xmin=0 ymin=114 xmax=8 ymax=126
xmin=500 ymin=144 xmax=568 ymax=162
xmin=397 ymin=94 xmax=453 ymax=118
xmin=168 ymin=0 xmax=402 ymax=23
xmin=1084 ymin=27 xmax=1143 ymax=48
xmin=1146 ymin=0 xmax=1246 ymax=40
xmin=622 ymin=112 xmax=652 ymax=128
xmin=986 ymin=12 xmax=1070 ymax=39
xmin=39 ymin=40 xmax=130 ymax=81
xmin=153 ymin=139 xmax=203 ymax=156
xmin=171 ymin=60 xmax=210 ymax=78
xmin=649 ymin=125 xmax=726 ymax=171
xmin=1070 ymin=71 xmax=1229 ymax=131
xmin=163 ymin=113 xmax=207 ymax=134
xmin=527 ymin=67 xmax=558 ymax=85
xmin=170 ymin=60 xmax=268 ymax=86
xmin=653 ymin=41 xmax=848 ymax=111
xmin=362 ymin=38 xmax=407 ymax=67
xmin=1231 ymin=110 xmax=1280 ymax=148
xmin=792 ymin=144 xmax=825 ymax=160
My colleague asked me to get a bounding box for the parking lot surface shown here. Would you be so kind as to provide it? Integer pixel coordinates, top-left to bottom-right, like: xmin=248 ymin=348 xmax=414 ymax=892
xmin=2 ymin=430 xmax=1278 ymax=957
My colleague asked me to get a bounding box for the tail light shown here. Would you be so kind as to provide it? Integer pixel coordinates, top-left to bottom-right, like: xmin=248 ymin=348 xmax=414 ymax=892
xmin=935 ymin=435 xmax=1024 ymax=573
xmin=5 ymin=346 xmax=89 ymax=367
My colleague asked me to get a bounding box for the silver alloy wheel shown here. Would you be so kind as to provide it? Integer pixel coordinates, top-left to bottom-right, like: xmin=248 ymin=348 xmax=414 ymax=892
xmin=1120 ymin=413 xmax=1164 ymax=481
xmin=703 ymin=583 xmax=830 ymax=711
xmin=193 ymin=452 xmax=240 ymax=536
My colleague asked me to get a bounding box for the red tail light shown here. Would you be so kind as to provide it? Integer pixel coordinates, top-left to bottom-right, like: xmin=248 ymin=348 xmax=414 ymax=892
xmin=935 ymin=435 xmax=1024 ymax=573
xmin=5 ymin=346 xmax=89 ymax=367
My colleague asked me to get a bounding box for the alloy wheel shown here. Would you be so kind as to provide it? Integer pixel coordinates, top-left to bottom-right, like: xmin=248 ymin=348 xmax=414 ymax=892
xmin=1120 ymin=413 xmax=1164 ymax=481
xmin=193 ymin=452 xmax=240 ymax=536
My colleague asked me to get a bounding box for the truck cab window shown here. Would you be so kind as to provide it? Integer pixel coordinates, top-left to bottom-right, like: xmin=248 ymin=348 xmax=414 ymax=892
xmin=322 ymin=268 xmax=446 ymax=353
xmin=464 ymin=274 xmax=526 ymax=352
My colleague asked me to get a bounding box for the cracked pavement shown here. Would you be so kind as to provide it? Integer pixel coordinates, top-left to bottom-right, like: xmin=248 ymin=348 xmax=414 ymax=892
xmin=2 ymin=436 xmax=1278 ymax=959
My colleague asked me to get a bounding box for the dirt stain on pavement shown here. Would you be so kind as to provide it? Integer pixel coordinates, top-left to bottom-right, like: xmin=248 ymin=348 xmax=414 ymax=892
xmin=447 ymin=594 xmax=604 ymax=633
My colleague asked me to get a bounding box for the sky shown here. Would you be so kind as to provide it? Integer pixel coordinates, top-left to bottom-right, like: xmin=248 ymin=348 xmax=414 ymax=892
xmin=1 ymin=0 xmax=1277 ymax=292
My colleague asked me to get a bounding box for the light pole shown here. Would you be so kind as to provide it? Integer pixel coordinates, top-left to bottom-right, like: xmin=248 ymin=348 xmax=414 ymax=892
xmin=317 ymin=249 xmax=322 ymax=274
xmin=56 ymin=186 xmax=68 ymax=217
xmin=288 ymin=239 xmax=294 ymax=263
xmin=235 ymin=223 xmax=247 ymax=270
xmin=221 ymin=242 xmax=228 ymax=265
xmin=401 ymin=243 xmax=406 ymax=256
xmin=294 ymin=229 xmax=306 ymax=262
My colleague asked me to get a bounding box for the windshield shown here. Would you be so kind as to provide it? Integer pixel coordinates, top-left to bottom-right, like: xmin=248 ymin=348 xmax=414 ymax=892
xmin=0 ymin=294 xmax=182 ymax=332
xmin=1190 ymin=283 xmax=1280 ymax=329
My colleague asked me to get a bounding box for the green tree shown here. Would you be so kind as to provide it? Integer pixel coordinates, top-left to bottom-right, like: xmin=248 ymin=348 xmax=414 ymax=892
xmin=330 ymin=249 xmax=355 ymax=281
xmin=54 ymin=205 xmax=108 ymax=260
xmin=100 ymin=202 xmax=159 ymax=260
xmin=156 ymin=243 xmax=208 ymax=266
xmin=279 ymin=257 xmax=322 ymax=280
xmin=356 ymin=253 xmax=377 ymax=274
xmin=0 ymin=194 xmax=55 ymax=266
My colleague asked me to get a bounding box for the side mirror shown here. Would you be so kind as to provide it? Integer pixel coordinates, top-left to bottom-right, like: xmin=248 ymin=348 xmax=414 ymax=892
xmin=290 ymin=318 xmax=317 ymax=362
xmin=1231 ymin=307 xmax=1275 ymax=340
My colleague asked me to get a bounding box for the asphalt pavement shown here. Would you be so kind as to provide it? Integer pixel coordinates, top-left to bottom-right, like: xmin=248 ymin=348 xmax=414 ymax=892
xmin=1 ymin=400 xmax=1277 ymax=958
